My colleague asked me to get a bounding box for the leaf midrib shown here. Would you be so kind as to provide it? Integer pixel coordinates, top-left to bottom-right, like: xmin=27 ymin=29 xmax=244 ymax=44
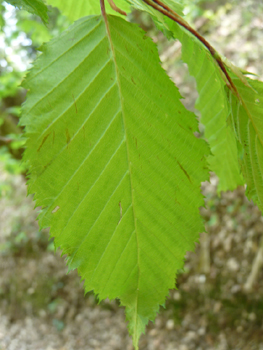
xmin=103 ymin=15 xmax=141 ymax=329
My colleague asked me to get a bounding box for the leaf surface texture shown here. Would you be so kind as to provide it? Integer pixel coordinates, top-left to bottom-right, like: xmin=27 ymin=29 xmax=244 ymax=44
xmin=229 ymin=77 xmax=263 ymax=211
xmin=173 ymin=27 xmax=245 ymax=192
xmin=21 ymin=15 xmax=209 ymax=348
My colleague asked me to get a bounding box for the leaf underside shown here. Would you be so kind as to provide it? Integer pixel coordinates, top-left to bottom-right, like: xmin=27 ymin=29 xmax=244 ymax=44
xmin=21 ymin=15 xmax=209 ymax=348
xmin=229 ymin=76 xmax=263 ymax=212
xmin=6 ymin=0 xmax=48 ymax=23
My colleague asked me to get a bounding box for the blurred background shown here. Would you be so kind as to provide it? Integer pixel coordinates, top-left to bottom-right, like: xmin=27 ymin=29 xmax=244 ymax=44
xmin=0 ymin=0 xmax=263 ymax=349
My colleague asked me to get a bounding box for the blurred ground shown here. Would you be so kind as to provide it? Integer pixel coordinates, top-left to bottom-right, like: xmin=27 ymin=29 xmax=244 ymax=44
xmin=1 ymin=1 xmax=263 ymax=350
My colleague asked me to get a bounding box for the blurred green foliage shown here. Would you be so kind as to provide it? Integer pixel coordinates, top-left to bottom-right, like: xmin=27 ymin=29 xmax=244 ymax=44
xmin=0 ymin=2 xmax=70 ymax=178
xmin=5 ymin=0 xmax=49 ymax=23
xmin=184 ymin=0 xmax=217 ymax=20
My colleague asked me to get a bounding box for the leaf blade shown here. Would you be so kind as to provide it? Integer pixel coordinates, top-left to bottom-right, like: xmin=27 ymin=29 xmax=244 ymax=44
xmin=21 ymin=15 xmax=209 ymax=348
xmin=229 ymin=76 xmax=263 ymax=211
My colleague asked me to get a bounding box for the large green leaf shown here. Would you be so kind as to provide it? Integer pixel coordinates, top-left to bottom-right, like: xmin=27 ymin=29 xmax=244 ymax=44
xmin=229 ymin=77 xmax=263 ymax=211
xmin=46 ymin=0 xmax=131 ymax=20
xmin=6 ymin=0 xmax=48 ymax=23
xmin=21 ymin=15 xmax=209 ymax=348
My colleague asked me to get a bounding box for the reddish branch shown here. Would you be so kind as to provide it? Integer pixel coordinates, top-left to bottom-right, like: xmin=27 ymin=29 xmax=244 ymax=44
xmin=100 ymin=0 xmax=106 ymax=18
xmin=108 ymin=0 xmax=127 ymax=16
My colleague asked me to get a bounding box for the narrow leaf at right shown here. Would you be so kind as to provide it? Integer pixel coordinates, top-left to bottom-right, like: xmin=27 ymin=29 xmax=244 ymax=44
xmin=229 ymin=76 xmax=263 ymax=212
xmin=172 ymin=25 xmax=244 ymax=192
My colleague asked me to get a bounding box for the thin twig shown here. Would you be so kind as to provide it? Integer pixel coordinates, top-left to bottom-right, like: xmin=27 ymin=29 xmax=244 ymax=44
xmin=100 ymin=0 xmax=106 ymax=18
xmin=107 ymin=0 xmax=127 ymax=16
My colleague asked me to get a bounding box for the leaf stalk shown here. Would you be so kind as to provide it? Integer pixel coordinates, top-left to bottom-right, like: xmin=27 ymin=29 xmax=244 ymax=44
xmin=100 ymin=0 xmax=106 ymax=18
xmin=108 ymin=0 xmax=127 ymax=16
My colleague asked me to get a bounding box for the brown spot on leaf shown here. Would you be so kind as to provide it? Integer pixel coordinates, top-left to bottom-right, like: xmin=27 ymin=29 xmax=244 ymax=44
xmin=43 ymin=161 xmax=50 ymax=171
xmin=174 ymin=196 xmax=181 ymax=205
xmin=118 ymin=201 xmax=122 ymax=225
xmin=72 ymin=94 xmax=77 ymax=114
xmin=37 ymin=132 xmax=51 ymax=152
xmin=131 ymin=77 xmax=136 ymax=85
xmin=66 ymin=129 xmax=71 ymax=145
xmin=177 ymin=160 xmax=192 ymax=183
xmin=52 ymin=206 xmax=60 ymax=214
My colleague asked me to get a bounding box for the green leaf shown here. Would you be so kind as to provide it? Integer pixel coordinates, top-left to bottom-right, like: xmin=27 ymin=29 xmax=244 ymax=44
xmin=229 ymin=76 xmax=263 ymax=212
xmin=21 ymin=15 xmax=209 ymax=348
xmin=172 ymin=26 xmax=244 ymax=192
xmin=46 ymin=0 xmax=131 ymax=20
xmin=6 ymin=0 xmax=48 ymax=23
